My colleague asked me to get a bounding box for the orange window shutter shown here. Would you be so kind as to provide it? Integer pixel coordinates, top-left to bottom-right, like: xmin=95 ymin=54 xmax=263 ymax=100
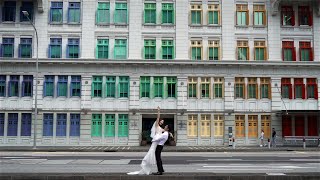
xmin=293 ymin=47 xmax=296 ymax=61
xmin=263 ymin=10 xmax=267 ymax=25
xmin=246 ymin=11 xmax=249 ymax=25
xmin=309 ymin=48 xmax=313 ymax=61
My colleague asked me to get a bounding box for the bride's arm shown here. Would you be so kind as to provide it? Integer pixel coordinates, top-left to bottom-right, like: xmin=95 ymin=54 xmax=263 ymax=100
xmin=155 ymin=106 xmax=160 ymax=127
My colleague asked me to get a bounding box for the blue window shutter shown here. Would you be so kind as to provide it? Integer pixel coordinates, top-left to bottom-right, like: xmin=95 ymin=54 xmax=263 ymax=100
xmin=8 ymin=113 xmax=18 ymax=136
xmin=21 ymin=113 xmax=31 ymax=136
xmin=43 ymin=114 xmax=53 ymax=136
xmin=0 ymin=113 xmax=4 ymax=136
xmin=56 ymin=114 xmax=66 ymax=136
xmin=70 ymin=114 xmax=80 ymax=136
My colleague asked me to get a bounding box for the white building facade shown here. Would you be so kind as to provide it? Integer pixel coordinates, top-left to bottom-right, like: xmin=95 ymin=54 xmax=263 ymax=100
xmin=0 ymin=0 xmax=320 ymax=146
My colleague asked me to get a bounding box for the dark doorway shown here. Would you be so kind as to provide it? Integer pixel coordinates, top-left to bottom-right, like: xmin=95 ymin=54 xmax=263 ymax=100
xmin=142 ymin=115 xmax=174 ymax=144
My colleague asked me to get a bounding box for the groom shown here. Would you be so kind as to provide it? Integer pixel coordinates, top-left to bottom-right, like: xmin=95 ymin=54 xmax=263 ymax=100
xmin=152 ymin=125 xmax=170 ymax=175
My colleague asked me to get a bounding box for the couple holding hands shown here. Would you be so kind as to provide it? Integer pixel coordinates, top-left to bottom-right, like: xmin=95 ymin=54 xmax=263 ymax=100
xmin=127 ymin=106 xmax=172 ymax=175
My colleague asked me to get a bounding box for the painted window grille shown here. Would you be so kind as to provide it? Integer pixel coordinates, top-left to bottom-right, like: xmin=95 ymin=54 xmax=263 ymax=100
xmin=214 ymin=78 xmax=223 ymax=98
xmin=105 ymin=114 xmax=115 ymax=137
xmin=208 ymin=4 xmax=220 ymax=25
xmin=298 ymin=6 xmax=312 ymax=26
xmin=144 ymin=40 xmax=156 ymax=59
xmin=2 ymin=1 xmax=16 ymax=22
xmin=299 ymin=42 xmax=313 ymax=61
xmin=213 ymin=115 xmax=224 ymax=137
xmin=144 ymin=3 xmax=156 ymax=24
xmin=187 ymin=115 xmax=198 ymax=137
xmin=188 ymin=77 xmax=197 ymax=98
xmin=235 ymin=77 xmax=245 ymax=99
xmin=118 ymin=114 xmax=128 ymax=137
xmin=119 ymin=76 xmax=129 ymax=98
xmin=50 ymin=2 xmax=63 ymax=23
xmin=67 ymin=38 xmax=80 ymax=58
xmin=208 ymin=40 xmax=219 ymax=60
xmin=190 ymin=4 xmax=202 ymax=25
xmin=92 ymin=76 xmax=102 ymax=97
xmin=191 ymin=40 xmax=202 ymax=60
xmin=162 ymin=3 xmax=174 ymax=24
xmin=235 ymin=115 xmax=245 ymax=138
xmin=248 ymin=115 xmax=258 ymax=138
xmin=281 ymin=6 xmax=295 ymax=26
xmin=200 ymin=114 xmax=211 ymax=137
xmin=7 ymin=113 xmax=18 ymax=136
xmin=19 ymin=38 xmax=32 ymax=58
xmin=114 ymin=3 xmax=127 ymax=24
xmin=153 ymin=77 xmax=163 ymax=98
xmin=71 ymin=76 xmax=81 ymax=97
xmin=140 ymin=76 xmax=150 ymax=98
xmin=237 ymin=41 xmax=249 ymax=60
xmin=56 ymin=114 xmax=67 ymax=136
xmin=167 ymin=77 xmax=176 ymax=98
xmin=68 ymin=2 xmax=81 ymax=23
xmin=22 ymin=75 xmax=33 ymax=97
xmin=96 ymin=2 xmax=110 ymax=24
xmin=236 ymin=4 xmax=248 ymax=26
xmin=253 ymin=5 xmax=266 ymax=26
xmin=43 ymin=114 xmax=53 ymax=136
xmin=282 ymin=41 xmax=295 ymax=61
xmin=20 ymin=2 xmax=33 ymax=22
xmin=0 ymin=113 xmax=4 ymax=136
xmin=247 ymin=78 xmax=258 ymax=99
xmin=114 ymin=39 xmax=127 ymax=59
xmin=2 ymin=38 xmax=14 ymax=58
xmin=294 ymin=78 xmax=305 ymax=99
xmin=281 ymin=78 xmax=292 ymax=99
xmin=49 ymin=38 xmax=62 ymax=58
xmin=307 ymin=78 xmax=318 ymax=99
xmin=254 ymin=41 xmax=266 ymax=61
xmin=260 ymin=78 xmax=271 ymax=99
xmin=57 ymin=76 xmax=68 ymax=97
xmin=162 ymin=40 xmax=174 ymax=60
xmin=44 ymin=75 xmax=54 ymax=97
xmin=97 ymin=39 xmax=109 ymax=59
xmin=70 ymin=114 xmax=80 ymax=136
xmin=200 ymin=78 xmax=210 ymax=98
xmin=21 ymin=113 xmax=31 ymax=136
xmin=282 ymin=115 xmax=292 ymax=136
xmin=261 ymin=115 xmax=271 ymax=138
xmin=9 ymin=75 xmax=19 ymax=97
xmin=91 ymin=114 xmax=102 ymax=137
xmin=0 ymin=75 xmax=6 ymax=97
xmin=106 ymin=76 xmax=116 ymax=98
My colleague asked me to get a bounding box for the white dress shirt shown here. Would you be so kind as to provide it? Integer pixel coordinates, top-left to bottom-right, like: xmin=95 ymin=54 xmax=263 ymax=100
xmin=152 ymin=131 xmax=169 ymax=146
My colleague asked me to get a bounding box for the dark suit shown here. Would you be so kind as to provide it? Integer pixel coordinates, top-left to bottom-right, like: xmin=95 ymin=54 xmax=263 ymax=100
xmin=155 ymin=145 xmax=164 ymax=172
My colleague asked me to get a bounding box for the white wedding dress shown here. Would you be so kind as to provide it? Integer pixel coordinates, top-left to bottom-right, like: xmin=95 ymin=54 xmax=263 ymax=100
xmin=127 ymin=122 xmax=162 ymax=175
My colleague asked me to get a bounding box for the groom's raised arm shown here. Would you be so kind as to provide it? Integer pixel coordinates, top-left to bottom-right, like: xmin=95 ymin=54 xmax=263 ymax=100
xmin=155 ymin=106 xmax=160 ymax=127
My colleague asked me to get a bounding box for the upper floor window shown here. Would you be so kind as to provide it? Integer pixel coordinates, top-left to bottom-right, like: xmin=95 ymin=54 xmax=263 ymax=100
xmin=2 ymin=38 xmax=14 ymax=58
xmin=281 ymin=6 xmax=294 ymax=26
xmin=208 ymin=4 xmax=220 ymax=25
xmin=213 ymin=78 xmax=223 ymax=98
xmin=254 ymin=41 xmax=266 ymax=61
xmin=49 ymin=38 xmax=62 ymax=58
xmin=92 ymin=76 xmax=103 ymax=97
xmin=144 ymin=3 xmax=156 ymax=24
xmin=57 ymin=76 xmax=68 ymax=97
xmin=162 ymin=3 xmax=174 ymax=24
xmin=19 ymin=38 xmax=32 ymax=58
xmin=140 ymin=76 xmax=150 ymax=98
xmin=298 ymin=6 xmax=312 ymax=26
xmin=44 ymin=75 xmax=55 ymax=97
xmin=294 ymin=78 xmax=305 ymax=99
xmin=162 ymin=40 xmax=174 ymax=60
xmin=96 ymin=2 xmax=110 ymax=25
xmin=68 ymin=2 xmax=81 ymax=23
xmin=114 ymin=39 xmax=127 ymax=59
xmin=188 ymin=77 xmax=197 ymax=98
xmin=0 ymin=76 xmax=6 ymax=97
xmin=144 ymin=40 xmax=156 ymax=59
xmin=237 ymin=40 xmax=249 ymax=60
xmin=281 ymin=78 xmax=292 ymax=99
xmin=190 ymin=4 xmax=202 ymax=25
xmin=236 ymin=4 xmax=248 ymax=26
xmin=67 ymin=38 xmax=80 ymax=58
xmin=96 ymin=39 xmax=109 ymax=59
xmin=247 ymin=78 xmax=258 ymax=99
xmin=299 ymin=42 xmax=313 ymax=61
xmin=20 ymin=2 xmax=33 ymax=22
xmin=71 ymin=76 xmax=81 ymax=97
xmin=260 ymin=78 xmax=271 ymax=99
xmin=22 ymin=75 xmax=33 ymax=97
xmin=119 ymin=76 xmax=129 ymax=98
xmin=2 ymin=1 xmax=16 ymax=22
xmin=235 ymin=77 xmax=245 ymax=99
xmin=208 ymin=40 xmax=219 ymax=60
xmin=114 ymin=3 xmax=128 ymax=24
xmin=307 ymin=78 xmax=318 ymax=99
xmin=9 ymin=75 xmax=19 ymax=97
xmin=253 ymin=5 xmax=266 ymax=26
xmin=191 ymin=40 xmax=202 ymax=60
xmin=282 ymin=41 xmax=296 ymax=61
xmin=50 ymin=2 xmax=63 ymax=23
xmin=200 ymin=77 xmax=210 ymax=98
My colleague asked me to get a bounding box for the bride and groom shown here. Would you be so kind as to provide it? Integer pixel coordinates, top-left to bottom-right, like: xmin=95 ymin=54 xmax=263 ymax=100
xmin=127 ymin=106 xmax=171 ymax=175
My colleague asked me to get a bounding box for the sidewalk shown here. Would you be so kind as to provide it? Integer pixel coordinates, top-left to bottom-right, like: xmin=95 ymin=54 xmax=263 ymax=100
xmin=0 ymin=145 xmax=319 ymax=152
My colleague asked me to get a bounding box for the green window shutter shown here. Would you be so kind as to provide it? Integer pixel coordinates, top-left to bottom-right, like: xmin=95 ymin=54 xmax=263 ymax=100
xmin=118 ymin=114 xmax=128 ymax=137
xmin=92 ymin=76 xmax=102 ymax=97
xmin=153 ymin=77 xmax=163 ymax=98
xmin=114 ymin=39 xmax=127 ymax=59
xmin=140 ymin=76 xmax=150 ymax=98
xmin=214 ymin=84 xmax=222 ymax=98
xmin=46 ymin=82 xmax=54 ymax=96
xmin=209 ymin=47 xmax=219 ymax=60
xmin=167 ymin=77 xmax=176 ymax=98
xmin=188 ymin=84 xmax=197 ymax=98
xmin=144 ymin=40 xmax=156 ymax=59
xmin=96 ymin=2 xmax=110 ymax=24
xmin=162 ymin=40 xmax=174 ymax=59
xmin=255 ymin=48 xmax=265 ymax=60
xmin=201 ymin=84 xmax=209 ymax=98
xmin=115 ymin=3 xmax=127 ymax=24
xmin=284 ymin=49 xmax=292 ymax=61
xmin=248 ymin=85 xmax=256 ymax=98
xmin=301 ymin=49 xmax=309 ymax=61
xmin=238 ymin=47 xmax=247 ymax=60
xmin=106 ymin=76 xmax=116 ymax=98
xmin=105 ymin=114 xmax=115 ymax=137
xmin=162 ymin=3 xmax=174 ymax=24
xmin=261 ymin=84 xmax=269 ymax=98
xmin=97 ymin=39 xmax=109 ymax=59
xmin=119 ymin=76 xmax=129 ymax=98
xmin=191 ymin=11 xmax=201 ymax=24
xmin=91 ymin=114 xmax=102 ymax=137
xmin=144 ymin=3 xmax=156 ymax=24
xmin=208 ymin=11 xmax=218 ymax=25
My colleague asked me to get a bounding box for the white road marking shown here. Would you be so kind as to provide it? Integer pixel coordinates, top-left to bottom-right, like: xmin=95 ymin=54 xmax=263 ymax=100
xmin=267 ymin=173 xmax=286 ymax=175
xmin=290 ymin=159 xmax=320 ymax=162
xmin=197 ymin=169 xmax=294 ymax=171
xmin=2 ymin=157 xmax=38 ymax=159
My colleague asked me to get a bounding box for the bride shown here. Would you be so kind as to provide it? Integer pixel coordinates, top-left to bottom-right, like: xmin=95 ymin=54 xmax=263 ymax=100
xmin=127 ymin=106 xmax=164 ymax=175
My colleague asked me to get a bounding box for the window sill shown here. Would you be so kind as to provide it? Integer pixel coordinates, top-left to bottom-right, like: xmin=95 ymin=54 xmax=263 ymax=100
xmin=1 ymin=21 xmax=15 ymax=24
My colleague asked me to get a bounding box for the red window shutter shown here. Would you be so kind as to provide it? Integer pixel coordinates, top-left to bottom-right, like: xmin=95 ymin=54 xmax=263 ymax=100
xmin=282 ymin=48 xmax=284 ymax=61
xmin=289 ymin=84 xmax=293 ymax=99
xmin=281 ymin=11 xmax=284 ymax=25
xmin=299 ymin=48 xmax=302 ymax=61
xmin=291 ymin=11 xmax=295 ymax=26
xmin=302 ymin=84 xmax=306 ymax=99
xmin=308 ymin=10 xmax=313 ymax=26
xmin=309 ymin=48 xmax=313 ymax=61
xmin=315 ymin=85 xmax=318 ymax=99
xmin=292 ymin=47 xmax=296 ymax=61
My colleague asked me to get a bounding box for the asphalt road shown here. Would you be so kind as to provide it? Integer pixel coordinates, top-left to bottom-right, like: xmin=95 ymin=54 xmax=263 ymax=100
xmin=0 ymin=151 xmax=319 ymax=175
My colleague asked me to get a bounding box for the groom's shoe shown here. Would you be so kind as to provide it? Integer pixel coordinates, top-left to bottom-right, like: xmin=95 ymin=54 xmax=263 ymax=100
xmin=153 ymin=172 xmax=163 ymax=175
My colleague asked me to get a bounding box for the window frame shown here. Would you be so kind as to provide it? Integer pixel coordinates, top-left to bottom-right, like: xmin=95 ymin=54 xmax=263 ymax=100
xmin=253 ymin=4 xmax=266 ymax=26
xmin=70 ymin=114 xmax=80 ymax=136
xmin=237 ymin=40 xmax=249 ymax=60
xmin=200 ymin=77 xmax=210 ymax=98
xmin=144 ymin=3 xmax=156 ymax=24
xmin=92 ymin=76 xmax=103 ymax=97
xmin=282 ymin=41 xmax=296 ymax=61
xmin=261 ymin=115 xmax=271 ymax=138
xmin=167 ymin=77 xmax=177 ymax=98
xmin=8 ymin=75 xmax=19 ymax=97
xmin=247 ymin=78 xmax=258 ymax=99
xmin=281 ymin=6 xmax=295 ymax=26
xmin=213 ymin=78 xmax=223 ymax=98
xmin=298 ymin=6 xmax=312 ymax=26
xmin=43 ymin=113 xmax=53 ymax=136
xmin=114 ymin=3 xmax=128 ymax=24
xmin=190 ymin=4 xmax=202 ymax=25
xmin=50 ymin=2 xmax=63 ymax=24
xmin=68 ymin=2 xmax=81 ymax=24
xmin=22 ymin=75 xmax=33 ymax=97
xmin=96 ymin=2 xmax=110 ymax=25
xmin=294 ymin=78 xmax=305 ymax=99
xmin=49 ymin=38 xmax=62 ymax=58
xmin=105 ymin=114 xmax=115 ymax=137
xmin=162 ymin=3 xmax=174 ymax=24
xmin=235 ymin=115 xmax=245 ymax=138
xmin=0 ymin=113 xmax=4 ymax=136
xmin=97 ymin=39 xmax=109 ymax=59
xmin=144 ymin=40 xmax=156 ymax=59
xmin=248 ymin=115 xmax=258 ymax=138
xmin=208 ymin=40 xmax=220 ymax=60
xmin=119 ymin=76 xmax=129 ymax=98
xmin=299 ymin=41 xmax=313 ymax=61
xmin=0 ymin=76 xmax=6 ymax=97
xmin=235 ymin=77 xmax=245 ymax=99
xmin=106 ymin=76 xmax=116 ymax=98
xmin=200 ymin=114 xmax=211 ymax=137
xmin=191 ymin=40 xmax=202 ymax=60
xmin=118 ymin=114 xmax=128 ymax=137
xmin=187 ymin=115 xmax=198 ymax=137
xmin=161 ymin=40 xmax=174 ymax=60
xmin=188 ymin=77 xmax=197 ymax=98
xmin=44 ymin=75 xmax=55 ymax=97
xmin=306 ymin=78 xmax=318 ymax=99
xmin=56 ymin=113 xmax=67 ymax=136
xmin=236 ymin=4 xmax=249 ymax=26
xmin=2 ymin=1 xmax=16 ymax=22
xmin=70 ymin=76 xmax=81 ymax=97
xmin=153 ymin=77 xmax=164 ymax=98
xmin=20 ymin=2 xmax=34 ymax=22
xmin=67 ymin=38 xmax=80 ymax=58
xmin=281 ymin=78 xmax=292 ymax=99
xmin=91 ymin=114 xmax=102 ymax=137
xmin=19 ymin=38 xmax=32 ymax=58
xmin=140 ymin=76 xmax=151 ymax=98
xmin=208 ymin=4 xmax=220 ymax=25
xmin=260 ymin=78 xmax=271 ymax=99
xmin=2 ymin=38 xmax=14 ymax=58
xmin=214 ymin=115 xmax=224 ymax=137
xmin=114 ymin=39 xmax=127 ymax=59
xmin=254 ymin=41 xmax=267 ymax=61
xmin=7 ymin=113 xmax=18 ymax=136
xmin=57 ymin=75 xmax=68 ymax=97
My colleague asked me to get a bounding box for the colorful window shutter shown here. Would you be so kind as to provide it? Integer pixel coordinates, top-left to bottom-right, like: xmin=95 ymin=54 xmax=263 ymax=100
xmin=0 ymin=113 xmax=4 ymax=136
xmin=70 ymin=114 xmax=80 ymax=136
xmin=91 ymin=114 xmax=102 ymax=137
xmin=56 ymin=114 xmax=67 ymax=136
xmin=106 ymin=76 xmax=116 ymax=98
xmin=7 ymin=113 xmax=18 ymax=136
xmin=57 ymin=76 xmax=68 ymax=97
xmin=119 ymin=76 xmax=129 ymax=98
xmin=105 ymin=114 xmax=115 ymax=137
xmin=0 ymin=75 xmax=6 ymax=97
xmin=118 ymin=114 xmax=128 ymax=137
xmin=43 ymin=114 xmax=53 ymax=136
xmin=21 ymin=113 xmax=32 ymax=136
